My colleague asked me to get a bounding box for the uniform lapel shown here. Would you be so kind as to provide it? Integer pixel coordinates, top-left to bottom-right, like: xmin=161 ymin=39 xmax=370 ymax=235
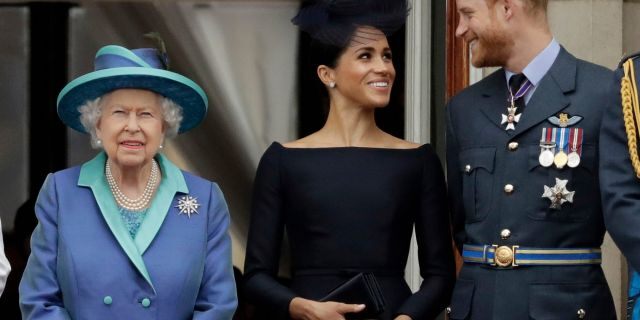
xmin=77 ymin=152 xmax=155 ymax=292
xmin=478 ymin=71 xmax=512 ymax=132
xmin=134 ymin=153 xmax=188 ymax=255
xmin=513 ymin=48 xmax=575 ymax=136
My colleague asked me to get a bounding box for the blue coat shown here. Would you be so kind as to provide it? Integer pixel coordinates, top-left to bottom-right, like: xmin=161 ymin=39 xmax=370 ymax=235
xmin=600 ymin=54 xmax=640 ymax=320
xmin=19 ymin=152 xmax=237 ymax=319
xmin=446 ymin=48 xmax=616 ymax=319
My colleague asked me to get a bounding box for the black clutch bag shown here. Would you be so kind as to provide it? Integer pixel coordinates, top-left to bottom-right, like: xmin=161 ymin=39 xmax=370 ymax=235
xmin=320 ymin=272 xmax=386 ymax=320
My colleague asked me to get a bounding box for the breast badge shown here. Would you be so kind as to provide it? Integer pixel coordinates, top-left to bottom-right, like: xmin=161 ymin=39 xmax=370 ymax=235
xmin=548 ymin=113 xmax=583 ymax=128
xmin=542 ymin=178 xmax=575 ymax=209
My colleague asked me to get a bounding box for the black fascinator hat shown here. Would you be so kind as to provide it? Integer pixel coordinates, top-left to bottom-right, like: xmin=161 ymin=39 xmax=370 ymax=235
xmin=292 ymin=0 xmax=410 ymax=48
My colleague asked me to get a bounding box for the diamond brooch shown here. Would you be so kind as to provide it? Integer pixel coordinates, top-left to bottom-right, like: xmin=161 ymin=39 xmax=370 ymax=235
xmin=176 ymin=195 xmax=200 ymax=218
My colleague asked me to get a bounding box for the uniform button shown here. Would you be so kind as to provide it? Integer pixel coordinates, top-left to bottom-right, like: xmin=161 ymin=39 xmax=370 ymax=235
xmin=465 ymin=165 xmax=471 ymax=173
xmin=500 ymin=229 xmax=511 ymax=239
xmin=504 ymin=184 xmax=514 ymax=194
xmin=508 ymin=142 xmax=519 ymax=151
xmin=103 ymin=296 xmax=112 ymax=305
xmin=446 ymin=307 xmax=451 ymax=314
xmin=141 ymin=298 xmax=151 ymax=308
xmin=577 ymin=308 xmax=586 ymax=319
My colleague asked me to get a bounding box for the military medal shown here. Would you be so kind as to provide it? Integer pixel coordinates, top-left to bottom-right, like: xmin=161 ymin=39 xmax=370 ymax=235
xmin=539 ymin=128 xmax=555 ymax=167
xmin=567 ymin=127 xmax=583 ymax=168
xmin=502 ymin=78 xmax=532 ymax=131
xmin=501 ymin=106 xmax=521 ymax=131
xmin=553 ymin=127 xmax=569 ymax=169
xmin=542 ymin=178 xmax=575 ymax=210
xmin=567 ymin=152 xmax=580 ymax=168
xmin=554 ymin=151 xmax=568 ymax=168
xmin=539 ymin=146 xmax=555 ymax=167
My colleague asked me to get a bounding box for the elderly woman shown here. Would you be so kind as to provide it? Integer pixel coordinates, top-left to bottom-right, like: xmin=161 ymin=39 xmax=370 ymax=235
xmin=19 ymin=45 xmax=237 ymax=319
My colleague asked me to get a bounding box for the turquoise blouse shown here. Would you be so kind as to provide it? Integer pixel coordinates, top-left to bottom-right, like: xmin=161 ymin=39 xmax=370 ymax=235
xmin=119 ymin=207 xmax=149 ymax=239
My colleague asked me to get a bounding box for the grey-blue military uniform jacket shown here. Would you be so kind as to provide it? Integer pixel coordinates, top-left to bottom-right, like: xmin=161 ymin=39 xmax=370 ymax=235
xmin=446 ymin=47 xmax=615 ymax=319
xmin=600 ymin=52 xmax=640 ymax=320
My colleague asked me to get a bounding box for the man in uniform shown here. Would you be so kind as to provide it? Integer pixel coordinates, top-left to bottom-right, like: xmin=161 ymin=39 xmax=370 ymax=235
xmin=600 ymin=53 xmax=640 ymax=320
xmin=446 ymin=0 xmax=615 ymax=318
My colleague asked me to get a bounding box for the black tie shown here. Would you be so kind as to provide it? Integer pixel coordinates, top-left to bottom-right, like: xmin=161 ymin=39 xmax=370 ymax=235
xmin=508 ymin=73 xmax=528 ymax=111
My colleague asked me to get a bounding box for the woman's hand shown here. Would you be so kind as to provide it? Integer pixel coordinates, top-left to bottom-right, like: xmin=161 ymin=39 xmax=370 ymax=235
xmin=394 ymin=315 xmax=413 ymax=320
xmin=289 ymin=297 xmax=365 ymax=320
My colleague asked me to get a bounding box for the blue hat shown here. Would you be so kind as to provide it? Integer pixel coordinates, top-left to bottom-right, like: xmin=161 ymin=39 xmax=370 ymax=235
xmin=57 ymin=45 xmax=208 ymax=134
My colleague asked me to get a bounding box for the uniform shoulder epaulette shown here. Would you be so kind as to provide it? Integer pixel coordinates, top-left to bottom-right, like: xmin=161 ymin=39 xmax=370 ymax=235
xmin=618 ymin=51 xmax=640 ymax=69
xmin=618 ymin=51 xmax=640 ymax=179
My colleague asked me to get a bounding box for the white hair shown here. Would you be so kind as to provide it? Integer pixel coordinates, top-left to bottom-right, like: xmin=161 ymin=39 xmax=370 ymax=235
xmin=78 ymin=92 xmax=184 ymax=149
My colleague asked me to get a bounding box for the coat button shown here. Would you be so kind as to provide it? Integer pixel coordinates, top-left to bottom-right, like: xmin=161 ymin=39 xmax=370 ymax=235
xmin=500 ymin=229 xmax=511 ymax=239
xmin=508 ymin=142 xmax=519 ymax=151
xmin=577 ymin=308 xmax=586 ymax=319
xmin=504 ymin=184 xmax=514 ymax=194
xmin=465 ymin=164 xmax=471 ymax=173
xmin=141 ymin=298 xmax=151 ymax=308
xmin=103 ymin=296 xmax=112 ymax=305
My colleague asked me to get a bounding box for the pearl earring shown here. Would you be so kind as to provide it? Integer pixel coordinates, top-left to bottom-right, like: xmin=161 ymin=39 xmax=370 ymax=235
xmin=329 ymin=81 xmax=336 ymax=88
xmin=96 ymin=139 xmax=102 ymax=146
xmin=159 ymin=144 xmax=164 ymax=150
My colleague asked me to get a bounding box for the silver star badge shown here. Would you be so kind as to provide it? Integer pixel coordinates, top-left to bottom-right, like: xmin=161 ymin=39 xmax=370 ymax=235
xmin=501 ymin=107 xmax=521 ymax=131
xmin=542 ymin=178 xmax=575 ymax=210
xmin=176 ymin=195 xmax=200 ymax=218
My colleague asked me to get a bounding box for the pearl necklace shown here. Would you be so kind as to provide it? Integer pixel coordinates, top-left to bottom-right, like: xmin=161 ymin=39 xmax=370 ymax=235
xmin=105 ymin=159 xmax=159 ymax=211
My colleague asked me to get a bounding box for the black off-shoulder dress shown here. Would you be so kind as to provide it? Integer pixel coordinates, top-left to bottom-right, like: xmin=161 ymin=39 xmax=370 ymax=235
xmin=244 ymin=142 xmax=455 ymax=320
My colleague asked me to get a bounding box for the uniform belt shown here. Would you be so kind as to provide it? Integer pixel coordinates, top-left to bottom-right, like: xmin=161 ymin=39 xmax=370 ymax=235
xmin=462 ymin=244 xmax=602 ymax=268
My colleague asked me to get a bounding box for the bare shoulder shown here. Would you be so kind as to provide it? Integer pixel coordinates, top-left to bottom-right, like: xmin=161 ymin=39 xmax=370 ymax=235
xmin=396 ymin=140 xmax=422 ymax=149
xmin=282 ymin=133 xmax=327 ymax=148
xmin=281 ymin=140 xmax=308 ymax=148
xmin=381 ymin=134 xmax=422 ymax=149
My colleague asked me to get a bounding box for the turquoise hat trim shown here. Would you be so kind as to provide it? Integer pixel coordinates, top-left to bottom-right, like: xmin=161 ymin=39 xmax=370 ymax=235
xmin=57 ymin=45 xmax=208 ymax=134
xmin=96 ymin=45 xmax=153 ymax=68
xmin=57 ymin=68 xmax=207 ymax=108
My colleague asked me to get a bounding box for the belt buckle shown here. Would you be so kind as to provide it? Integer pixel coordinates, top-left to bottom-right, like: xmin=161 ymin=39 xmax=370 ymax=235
xmin=491 ymin=245 xmax=520 ymax=268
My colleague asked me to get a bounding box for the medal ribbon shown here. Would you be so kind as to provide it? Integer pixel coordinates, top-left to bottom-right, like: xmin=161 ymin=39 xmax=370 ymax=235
xmin=570 ymin=128 xmax=583 ymax=156
xmin=541 ymin=128 xmax=547 ymax=144
xmin=551 ymin=127 xmax=558 ymax=152
xmin=513 ymin=79 xmax=533 ymax=101
xmin=541 ymin=128 xmax=556 ymax=153
xmin=554 ymin=128 xmax=569 ymax=154
xmin=508 ymin=78 xmax=533 ymax=108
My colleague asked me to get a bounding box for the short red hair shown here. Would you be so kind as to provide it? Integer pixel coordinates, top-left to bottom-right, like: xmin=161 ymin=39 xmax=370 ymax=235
xmin=486 ymin=0 xmax=548 ymax=13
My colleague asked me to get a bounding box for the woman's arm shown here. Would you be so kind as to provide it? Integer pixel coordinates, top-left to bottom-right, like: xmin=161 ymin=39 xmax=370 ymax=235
xmin=244 ymin=145 xmax=298 ymax=317
xmin=193 ymin=183 xmax=238 ymax=320
xmin=395 ymin=145 xmax=456 ymax=320
xmin=244 ymin=145 xmax=366 ymax=319
xmin=19 ymin=174 xmax=71 ymax=320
